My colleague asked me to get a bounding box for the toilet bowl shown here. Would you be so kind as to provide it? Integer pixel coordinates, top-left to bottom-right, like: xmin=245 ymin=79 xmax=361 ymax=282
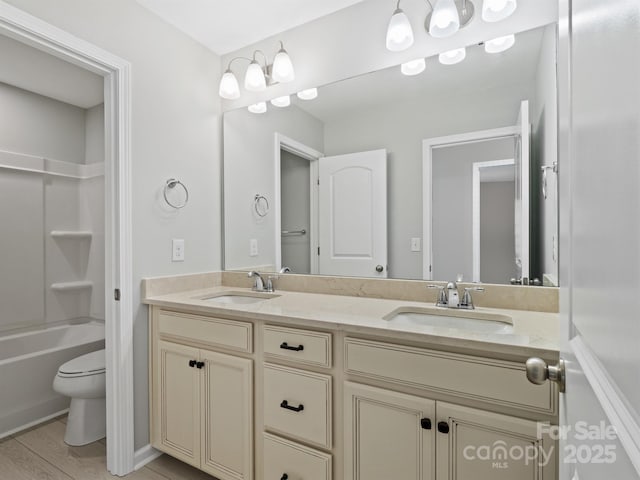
xmin=52 ymin=349 xmax=106 ymax=446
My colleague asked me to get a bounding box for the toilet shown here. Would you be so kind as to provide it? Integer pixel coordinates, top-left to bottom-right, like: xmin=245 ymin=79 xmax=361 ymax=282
xmin=53 ymin=349 xmax=106 ymax=446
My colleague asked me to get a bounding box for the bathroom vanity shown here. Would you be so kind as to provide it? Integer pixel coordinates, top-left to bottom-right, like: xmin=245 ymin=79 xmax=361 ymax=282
xmin=145 ymin=281 xmax=559 ymax=480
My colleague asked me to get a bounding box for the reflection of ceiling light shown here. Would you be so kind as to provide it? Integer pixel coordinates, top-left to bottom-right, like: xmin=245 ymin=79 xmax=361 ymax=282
xmin=218 ymin=69 xmax=240 ymax=99
xmin=218 ymin=41 xmax=296 ymax=99
xmin=401 ymin=58 xmax=426 ymax=76
xmin=482 ymin=0 xmax=517 ymax=22
xmin=439 ymin=47 xmax=466 ymax=65
xmin=297 ymin=88 xmax=318 ymax=100
xmin=270 ymin=95 xmax=291 ymax=108
xmin=248 ymin=102 xmax=267 ymax=114
xmin=386 ymin=2 xmax=414 ymax=51
xmin=429 ymin=0 xmax=460 ymax=38
xmin=485 ymin=34 xmax=515 ymax=53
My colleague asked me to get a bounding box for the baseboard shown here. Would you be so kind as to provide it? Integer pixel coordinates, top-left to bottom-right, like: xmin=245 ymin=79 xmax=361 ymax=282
xmin=0 ymin=408 xmax=69 ymax=441
xmin=133 ymin=444 xmax=162 ymax=470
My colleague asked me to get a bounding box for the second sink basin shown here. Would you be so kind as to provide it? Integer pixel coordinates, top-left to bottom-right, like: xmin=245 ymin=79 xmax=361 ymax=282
xmin=199 ymin=291 xmax=279 ymax=305
xmin=384 ymin=307 xmax=514 ymax=334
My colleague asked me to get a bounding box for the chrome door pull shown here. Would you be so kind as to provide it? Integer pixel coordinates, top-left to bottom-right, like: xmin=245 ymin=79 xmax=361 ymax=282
xmin=525 ymin=357 xmax=565 ymax=392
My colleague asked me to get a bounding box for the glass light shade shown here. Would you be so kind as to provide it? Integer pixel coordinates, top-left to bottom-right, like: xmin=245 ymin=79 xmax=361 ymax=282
xmin=439 ymin=47 xmax=466 ymax=65
xmin=484 ymin=34 xmax=515 ymax=53
xmin=244 ymin=61 xmax=266 ymax=92
xmin=248 ymin=102 xmax=267 ymax=114
xmin=429 ymin=0 xmax=460 ymax=38
xmin=270 ymin=95 xmax=291 ymax=108
xmin=218 ymin=70 xmax=240 ymax=99
xmin=401 ymin=58 xmax=426 ymax=76
xmin=297 ymin=88 xmax=318 ymax=100
xmin=386 ymin=8 xmax=414 ymax=52
xmin=272 ymin=48 xmax=295 ymax=83
xmin=482 ymin=0 xmax=517 ymax=22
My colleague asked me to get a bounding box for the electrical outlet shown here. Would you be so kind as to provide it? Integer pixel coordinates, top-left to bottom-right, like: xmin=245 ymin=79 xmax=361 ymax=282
xmin=172 ymin=239 xmax=185 ymax=262
xmin=411 ymin=237 xmax=421 ymax=252
xmin=249 ymin=239 xmax=259 ymax=257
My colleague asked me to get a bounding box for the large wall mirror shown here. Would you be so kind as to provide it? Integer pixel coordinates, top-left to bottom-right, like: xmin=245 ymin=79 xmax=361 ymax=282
xmin=223 ymin=22 xmax=558 ymax=287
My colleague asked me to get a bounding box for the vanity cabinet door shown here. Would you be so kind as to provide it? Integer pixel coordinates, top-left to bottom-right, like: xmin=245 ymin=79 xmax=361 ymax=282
xmin=344 ymin=382 xmax=435 ymax=480
xmin=436 ymin=402 xmax=556 ymax=480
xmin=154 ymin=340 xmax=201 ymax=468
xmin=200 ymin=349 xmax=253 ymax=480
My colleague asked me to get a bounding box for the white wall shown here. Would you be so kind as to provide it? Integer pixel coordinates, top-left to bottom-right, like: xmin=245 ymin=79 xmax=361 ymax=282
xmin=224 ymin=105 xmax=323 ymax=271
xmin=5 ymin=0 xmax=223 ymax=449
xmin=0 ymin=82 xmax=86 ymax=162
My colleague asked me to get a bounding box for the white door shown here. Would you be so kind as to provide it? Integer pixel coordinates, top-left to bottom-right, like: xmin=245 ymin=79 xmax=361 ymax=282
xmin=554 ymin=1 xmax=640 ymax=478
xmin=319 ymin=149 xmax=387 ymax=277
xmin=514 ymin=100 xmax=530 ymax=282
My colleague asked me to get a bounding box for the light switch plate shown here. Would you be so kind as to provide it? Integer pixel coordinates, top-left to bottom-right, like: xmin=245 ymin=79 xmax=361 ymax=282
xmin=249 ymin=239 xmax=259 ymax=257
xmin=411 ymin=237 xmax=421 ymax=252
xmin=172 ymin=239 xmax=185 ymax=262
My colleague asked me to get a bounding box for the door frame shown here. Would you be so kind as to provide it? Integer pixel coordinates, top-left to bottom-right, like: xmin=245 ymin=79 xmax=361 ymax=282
xmin=471 ymin=158 xmax=515 ymax=283
xmin=422 ymin=126 xmax=519 ymax=280
xmin=273 ymin=133 xmax=323 ymax=274
xmin=0 ymin=2 xmax=134 ymax=475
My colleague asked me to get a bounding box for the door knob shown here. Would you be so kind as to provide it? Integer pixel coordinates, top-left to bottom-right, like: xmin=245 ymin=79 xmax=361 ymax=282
xmin=375 ymin=265 xmax=384 ymax=273
xmin=525 ymin=357 xmax=565 ymax=392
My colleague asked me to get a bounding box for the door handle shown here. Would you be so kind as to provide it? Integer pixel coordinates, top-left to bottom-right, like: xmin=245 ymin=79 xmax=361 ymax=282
xmin=375 ymin=264 xmax=384 ymax=273
xmin=525 ymin=357 xmax=565 ymax=392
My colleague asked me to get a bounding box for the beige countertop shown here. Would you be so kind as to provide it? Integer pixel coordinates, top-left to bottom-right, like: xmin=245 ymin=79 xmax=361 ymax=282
xmin=144 ymin=285 xmax=560 ymax=360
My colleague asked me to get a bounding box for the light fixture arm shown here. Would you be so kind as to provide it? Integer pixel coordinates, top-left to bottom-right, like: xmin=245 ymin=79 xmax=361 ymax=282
xmin=224 ymin=56 xmax=253 ymax=73
xmin=252 ymin=49 xmax=269 ymax=68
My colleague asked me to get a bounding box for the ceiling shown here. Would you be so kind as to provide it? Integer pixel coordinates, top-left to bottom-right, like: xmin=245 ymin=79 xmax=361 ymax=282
xmin=0 ymin=34 xmax=103 ymax=109
xmin=136 ymin=0 xmax=367 ymax=55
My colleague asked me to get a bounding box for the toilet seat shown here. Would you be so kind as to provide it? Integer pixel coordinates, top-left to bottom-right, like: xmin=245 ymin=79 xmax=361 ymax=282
xmin=57 ymin=349 xmax=105 ymax=378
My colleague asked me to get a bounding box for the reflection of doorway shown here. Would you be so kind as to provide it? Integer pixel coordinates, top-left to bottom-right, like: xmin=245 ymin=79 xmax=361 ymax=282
xmin=472 ymin=160 xmax=516 ymax=283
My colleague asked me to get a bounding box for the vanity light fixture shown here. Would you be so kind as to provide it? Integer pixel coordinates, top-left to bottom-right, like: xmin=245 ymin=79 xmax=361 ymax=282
xmin=401 ymin=58 xmax=426 ymax=76
xmin=484 ymin=34 xmax=515 ymax=53
xmin=428 ymin=0 xmax=460 ymax=38
xmin=248 ymin=102 xmax=267 ymax=114
xmin=297 ymin=88 xmax=318 ymax=100
xmin=481 ymin=0 xmax=517 ymax=22
xmin=439 ymin=47 xmax=466 ymax=65
xmin=218 ymin=41 xmax=295 ymax=100
xmin=270 ymin=95 xmax=291 ymax=108
xmin=386 ymin=0 xmax=414 ymax=51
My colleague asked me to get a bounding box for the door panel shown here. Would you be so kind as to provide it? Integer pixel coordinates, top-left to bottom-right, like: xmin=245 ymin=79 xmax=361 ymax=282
xmin=319 ymin=149 xmax=387 ymax=277
xmin=344 ymin=382 xmax=435 ymax=480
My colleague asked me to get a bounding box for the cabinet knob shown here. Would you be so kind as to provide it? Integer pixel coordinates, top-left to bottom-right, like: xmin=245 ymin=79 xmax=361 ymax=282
xmin=437 ymin=421 xmax=450 ymax=434
xmin=280 ymin=475 xmax=288 ymax=480
xmin=188 ymin=360 xmax=197 ymax=368
xmin=196 ymin=361 xmax=205 ymax=369
xmin=420 ymin=418 xmax=432 ymax=430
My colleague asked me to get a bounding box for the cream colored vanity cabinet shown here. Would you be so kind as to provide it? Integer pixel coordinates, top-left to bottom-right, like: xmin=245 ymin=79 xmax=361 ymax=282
xmin=150 ymin=309 xmax=254 ymax=480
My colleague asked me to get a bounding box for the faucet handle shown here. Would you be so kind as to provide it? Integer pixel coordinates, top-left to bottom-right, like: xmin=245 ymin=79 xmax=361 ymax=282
xmin=461 ymin=286 xmax=484 ymax=309
xmin=266 ymin=275 xmax=278 ymax=293
xmin=427 ymin=284 xmax=448 ymax=307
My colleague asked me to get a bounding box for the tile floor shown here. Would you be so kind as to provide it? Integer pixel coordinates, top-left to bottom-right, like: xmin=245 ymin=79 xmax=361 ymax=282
xmin=0 ymin=417 xmax=215 ymax=479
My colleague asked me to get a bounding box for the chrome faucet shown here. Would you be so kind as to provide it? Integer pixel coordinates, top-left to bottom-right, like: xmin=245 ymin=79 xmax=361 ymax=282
xmin=247 ymin=271 xmax=275 ymax=293
xmin=427 ymin=281 xmax=484 ymax=309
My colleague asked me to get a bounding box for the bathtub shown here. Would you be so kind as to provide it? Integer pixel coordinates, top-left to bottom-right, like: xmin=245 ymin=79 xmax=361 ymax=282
xmin=0 ymin=320 xmax=105 ymax=439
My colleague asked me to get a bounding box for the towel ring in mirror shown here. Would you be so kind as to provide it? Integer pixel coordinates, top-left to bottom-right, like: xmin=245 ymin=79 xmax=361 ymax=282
xmin=164 ymin=178 xmax=189 ymax=209
xmin=254 ymin=194 xmax=270 ymax=217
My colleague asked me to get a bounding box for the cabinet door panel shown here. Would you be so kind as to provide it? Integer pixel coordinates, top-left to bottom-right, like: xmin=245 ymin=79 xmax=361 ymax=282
xmin=201 ymin=350 xmax=253 ymax=480
xmin=155 ymin=341 xmax=201 ymax=467
xmin=344 ymin=382 xmax=435 ymax=480
xmin=436 ymin=402 xmax=556 ymax=480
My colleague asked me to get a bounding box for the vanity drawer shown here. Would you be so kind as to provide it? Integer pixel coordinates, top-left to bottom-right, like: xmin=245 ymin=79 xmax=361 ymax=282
xmin=158 ymin=310 xmax=252 ymax=353
xmin=263 ymin=364 xmax=332 ymax=449
xmin=344 ymin=338 xmax=556 ymax=415
xmin=263 ymin=325 xmax=332 ymax=368
xmin=263 ymin=433 xmax=332 ymax=480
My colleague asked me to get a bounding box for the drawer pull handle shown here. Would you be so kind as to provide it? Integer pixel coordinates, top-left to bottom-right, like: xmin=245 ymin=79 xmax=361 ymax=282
xmin=437 ymin=421 xmax=450 ymax=434
xmin=196 ymin=361 xmax=205 ymax=369
xmin=188 ymin=360 xmax=197 ymax=368
xmin=281 ymin=475 xmax=288 ymax=480
xmin=280 ymin=400 xmax=304 ymax=412
xmin=280 ymin=342 xmax=304 ymax=352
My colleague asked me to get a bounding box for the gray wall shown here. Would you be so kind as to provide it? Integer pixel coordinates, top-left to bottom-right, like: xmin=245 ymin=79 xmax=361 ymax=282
xmin=280 ymin=150 xmax=311 ymax=274
xmin=432 ymin=138 xmax=516 ymax=282
xmin=5 ymin=0 xmax=223 ymax=450
xmin=480 ymin=181 xmax=516 ymax=284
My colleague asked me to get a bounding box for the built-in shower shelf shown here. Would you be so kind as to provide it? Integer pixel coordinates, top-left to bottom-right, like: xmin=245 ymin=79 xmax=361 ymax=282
xmin=50 ymin=281 xmax=93 ymax=292
xmin=50 ymin=230 xmax=93 ymax=239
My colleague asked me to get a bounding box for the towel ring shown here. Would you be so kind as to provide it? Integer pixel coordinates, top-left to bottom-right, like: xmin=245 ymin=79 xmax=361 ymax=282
xmin=164 ymin=178 xmax=189 ymax=209
xmin=254 ymin=194 xmax=270 ymax=217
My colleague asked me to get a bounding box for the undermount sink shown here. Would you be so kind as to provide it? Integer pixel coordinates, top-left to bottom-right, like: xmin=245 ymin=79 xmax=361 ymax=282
xmin=384 ymin=307 xmax=514 ymax=334
xmin=199 ymin=292 xmax=279 ymax=305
